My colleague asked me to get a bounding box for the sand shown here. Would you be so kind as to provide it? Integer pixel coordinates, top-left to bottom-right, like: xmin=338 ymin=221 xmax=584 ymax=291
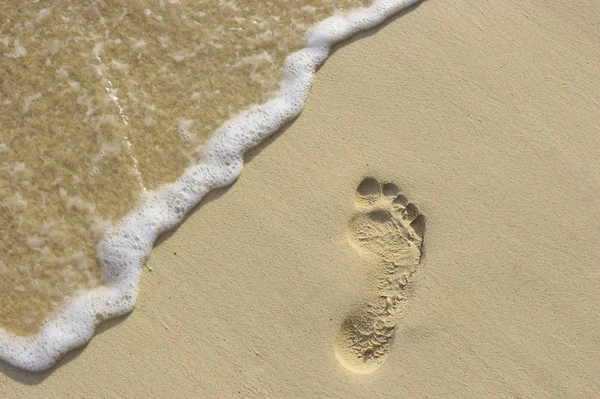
xmin=2 ymin=0 xmax=600 ymax=397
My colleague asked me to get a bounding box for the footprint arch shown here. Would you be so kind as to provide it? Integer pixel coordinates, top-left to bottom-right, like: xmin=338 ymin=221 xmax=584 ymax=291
xmin=335 ymin=177 xmax=425 ymax=374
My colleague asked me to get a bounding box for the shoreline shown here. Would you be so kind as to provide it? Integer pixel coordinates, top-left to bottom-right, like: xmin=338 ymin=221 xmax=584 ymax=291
xmin=0 ymin=0 xmax=421 ymax=371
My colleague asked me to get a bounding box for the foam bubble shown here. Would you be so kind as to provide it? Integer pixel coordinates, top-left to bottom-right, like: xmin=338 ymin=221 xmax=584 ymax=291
xmin=0 ymin=0 xmax=420 ymax=371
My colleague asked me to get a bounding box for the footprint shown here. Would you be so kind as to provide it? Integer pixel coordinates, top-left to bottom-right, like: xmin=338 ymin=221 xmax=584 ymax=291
xmin=334 ymin=177 xmax=425 ymax=374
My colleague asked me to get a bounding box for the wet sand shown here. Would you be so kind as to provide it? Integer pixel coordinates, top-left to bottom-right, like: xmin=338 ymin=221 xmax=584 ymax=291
xmin=1 ymin=0 xmax=369 ymax=335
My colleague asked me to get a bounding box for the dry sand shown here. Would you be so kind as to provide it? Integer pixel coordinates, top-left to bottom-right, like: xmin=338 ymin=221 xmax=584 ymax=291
xmin=2 ymin=0 xmax=600 ymax=397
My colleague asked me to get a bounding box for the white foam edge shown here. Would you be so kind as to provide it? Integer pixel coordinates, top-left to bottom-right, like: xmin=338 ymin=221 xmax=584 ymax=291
xmin=0 ymin=0 xmax=421 ymax=372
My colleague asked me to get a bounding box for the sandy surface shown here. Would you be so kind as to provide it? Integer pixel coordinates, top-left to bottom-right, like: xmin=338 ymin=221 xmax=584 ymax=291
xmin=2 ymin=0 xmax=600 ymax=397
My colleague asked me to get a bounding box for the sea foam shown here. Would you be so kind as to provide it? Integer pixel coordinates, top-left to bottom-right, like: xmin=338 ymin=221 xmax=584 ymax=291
xmin=0 ymin=0 xmax=420 ymax=371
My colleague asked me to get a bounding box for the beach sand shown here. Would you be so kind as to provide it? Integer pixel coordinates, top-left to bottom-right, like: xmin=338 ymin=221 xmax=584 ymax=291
xmin=2 ymin=0 xmax=600 ymax=397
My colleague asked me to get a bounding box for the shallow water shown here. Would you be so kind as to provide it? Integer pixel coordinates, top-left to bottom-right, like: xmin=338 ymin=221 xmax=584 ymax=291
xmin=2 ymin=0 xmax=373 ymax=336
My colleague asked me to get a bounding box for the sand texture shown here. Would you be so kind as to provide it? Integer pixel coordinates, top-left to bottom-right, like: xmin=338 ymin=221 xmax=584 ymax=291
xmin=2 ymin=0 xmax=600 ymax=397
